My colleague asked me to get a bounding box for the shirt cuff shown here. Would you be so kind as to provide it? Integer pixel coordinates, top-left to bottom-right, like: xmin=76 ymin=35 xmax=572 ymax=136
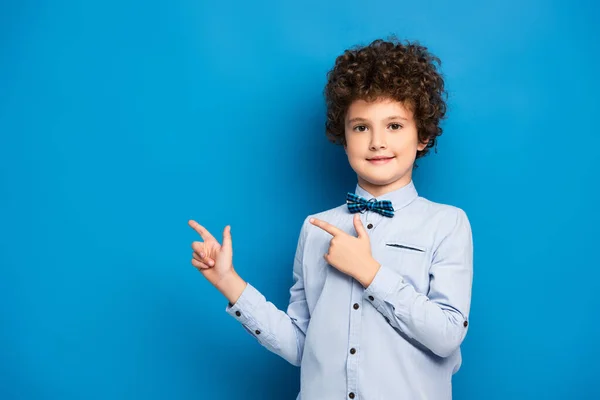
xmin=225 ymin=282 xmax=276 ymax=345
xmin=363 ymin=264 xmax=404 ymax=310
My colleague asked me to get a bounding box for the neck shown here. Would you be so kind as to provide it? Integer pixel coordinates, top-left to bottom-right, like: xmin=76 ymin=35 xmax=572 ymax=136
xmin=357 ymin=173 xmax=413 ymax=198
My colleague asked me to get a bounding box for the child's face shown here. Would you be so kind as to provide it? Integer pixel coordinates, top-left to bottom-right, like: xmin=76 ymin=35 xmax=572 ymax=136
xmin=344 ymin=97 xmax=428 ymax=197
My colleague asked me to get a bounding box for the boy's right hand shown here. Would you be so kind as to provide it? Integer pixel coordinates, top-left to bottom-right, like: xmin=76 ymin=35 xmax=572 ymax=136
xmin=188 ymin=220 xmax=234 ymax=288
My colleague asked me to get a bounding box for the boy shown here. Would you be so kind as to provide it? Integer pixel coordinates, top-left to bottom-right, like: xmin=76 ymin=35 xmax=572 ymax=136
xmin=189 ymin=38 xmax=473 ymax=400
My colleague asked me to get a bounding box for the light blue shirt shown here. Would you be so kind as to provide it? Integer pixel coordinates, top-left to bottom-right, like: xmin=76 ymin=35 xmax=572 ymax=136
xmin=226 ymin=180 xmax=473 ymax=399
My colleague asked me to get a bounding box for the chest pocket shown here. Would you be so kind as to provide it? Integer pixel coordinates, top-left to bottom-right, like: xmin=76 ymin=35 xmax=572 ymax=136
xmin=376 ymin=239 xmax=430 ymax=294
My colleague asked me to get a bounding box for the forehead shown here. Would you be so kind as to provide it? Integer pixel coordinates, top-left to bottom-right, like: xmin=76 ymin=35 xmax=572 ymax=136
xmin=346 ymin=98 xmax=414 ymax=121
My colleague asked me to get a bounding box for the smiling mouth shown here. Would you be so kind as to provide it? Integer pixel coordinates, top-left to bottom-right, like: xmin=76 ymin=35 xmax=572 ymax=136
xmin=367 ymin=156 xmax=395 ymax=164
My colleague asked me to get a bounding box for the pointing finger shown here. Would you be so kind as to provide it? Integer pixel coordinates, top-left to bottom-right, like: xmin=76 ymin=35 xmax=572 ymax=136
xmin=188 ymin=220 xmax=215 ymax=241
xmin=309 ymin=218 xmax=344 ymax=237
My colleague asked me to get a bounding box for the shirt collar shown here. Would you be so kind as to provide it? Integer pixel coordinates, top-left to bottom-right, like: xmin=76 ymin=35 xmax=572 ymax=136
xmin=354 ymin=180 xmax=419 ymax=212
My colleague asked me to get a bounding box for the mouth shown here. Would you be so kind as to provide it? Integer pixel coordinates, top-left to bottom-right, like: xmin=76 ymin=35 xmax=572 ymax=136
xmin=367 ymin=156 xmax=395 ymax=165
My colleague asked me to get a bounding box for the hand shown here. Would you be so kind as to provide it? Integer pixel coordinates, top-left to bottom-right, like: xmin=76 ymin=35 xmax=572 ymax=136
xmin=309 ymin=214 xmax=381 ymax=287
xmin=188 ymin=220 xmax=234 ymax=288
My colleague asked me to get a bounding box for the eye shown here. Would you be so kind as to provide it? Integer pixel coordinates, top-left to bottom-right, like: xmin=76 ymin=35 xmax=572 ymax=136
xmin=353 ymin=125 xmax=368 ymax=132
xmin=389 ymin=123 xmax=403 ymax=131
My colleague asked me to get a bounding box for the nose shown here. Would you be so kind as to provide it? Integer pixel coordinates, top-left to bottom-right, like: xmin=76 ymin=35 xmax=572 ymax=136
xmin=369 ymin=129 xmax=387 ymax=150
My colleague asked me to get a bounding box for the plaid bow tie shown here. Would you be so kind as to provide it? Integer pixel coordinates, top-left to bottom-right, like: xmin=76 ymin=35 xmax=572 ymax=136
xmin=346 ymin=193 xmax=395 ymax=217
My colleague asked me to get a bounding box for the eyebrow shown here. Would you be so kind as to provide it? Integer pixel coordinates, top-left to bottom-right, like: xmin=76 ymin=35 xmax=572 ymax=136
xmin=347 ymin=116 xmax=408 ymax=123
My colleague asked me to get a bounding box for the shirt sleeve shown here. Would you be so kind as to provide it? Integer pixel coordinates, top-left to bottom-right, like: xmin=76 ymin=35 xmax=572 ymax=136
xmin=363 ymin=207 xmax=473 ymax=358
xmin=225 ymin=217 xmax=311 ymax=367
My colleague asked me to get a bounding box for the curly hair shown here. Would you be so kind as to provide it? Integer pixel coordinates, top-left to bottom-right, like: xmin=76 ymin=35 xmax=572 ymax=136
xmin=324 ymin=37 xmax=448 ymax=159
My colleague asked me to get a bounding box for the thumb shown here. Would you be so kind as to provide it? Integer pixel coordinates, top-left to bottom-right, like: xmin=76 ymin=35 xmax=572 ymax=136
xmin=353 ymin=214 xmax=367 ymax=239
xmin=222 ymin=225 xmax=232 ymax=251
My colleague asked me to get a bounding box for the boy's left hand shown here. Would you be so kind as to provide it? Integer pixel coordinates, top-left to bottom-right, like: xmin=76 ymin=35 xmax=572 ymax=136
xmin=310 ymin=214 xmax=381 ymax=287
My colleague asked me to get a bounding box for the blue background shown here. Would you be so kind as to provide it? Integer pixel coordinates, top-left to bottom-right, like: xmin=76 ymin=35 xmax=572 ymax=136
xmin=1 ymin=0 xmax=599 ymax=399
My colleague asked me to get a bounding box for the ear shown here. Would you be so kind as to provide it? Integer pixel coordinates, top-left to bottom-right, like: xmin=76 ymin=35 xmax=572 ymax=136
xmin=417 ymin=138 xmax=429 ymax=151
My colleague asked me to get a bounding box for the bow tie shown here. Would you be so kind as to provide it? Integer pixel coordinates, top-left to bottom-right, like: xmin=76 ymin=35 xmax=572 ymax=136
xmin=346 ymin=192 xmax=395 ymax=217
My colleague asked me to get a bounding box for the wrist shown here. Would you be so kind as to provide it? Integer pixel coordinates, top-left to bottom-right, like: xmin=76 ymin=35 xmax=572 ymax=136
xmin=356 ymin=258 xmax=381 ymax=288
xmin=215 ymin=269 xmax=247 ymax=305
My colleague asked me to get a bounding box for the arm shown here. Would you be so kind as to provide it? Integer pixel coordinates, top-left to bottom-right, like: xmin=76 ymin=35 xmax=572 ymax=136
xmin=363 ymin=208 xmax=473 ymax=357
xmin=222 ymin=218 xmax=311 ymax=366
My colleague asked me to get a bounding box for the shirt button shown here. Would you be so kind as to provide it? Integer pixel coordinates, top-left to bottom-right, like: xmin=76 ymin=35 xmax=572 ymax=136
xmin=350 ymin=348 xmax=356 ymax=354
xmin=368 ymin=295 xmax=374 ymax=301
xmin=255 ymin=330 xmax=261 ymax=335
xmin=235 ymin=311 xmax=241 ymax=317
xmin=353 ymin=303 xmax=360 ymax=310
xmin=464 ymin=320 xmax=468 ymax=327
xmin=349 ymin=393 xmax=355 ymax=399
xmin=367 ymin=223 xmax=373 ymax=229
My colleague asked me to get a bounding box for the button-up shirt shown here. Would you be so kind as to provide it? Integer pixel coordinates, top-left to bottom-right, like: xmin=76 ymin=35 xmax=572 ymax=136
xmin=226 ymin=180 xmax=473 ymax=399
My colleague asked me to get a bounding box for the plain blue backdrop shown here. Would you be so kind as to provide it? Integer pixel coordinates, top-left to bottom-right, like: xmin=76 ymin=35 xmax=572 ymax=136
xmin=1 ymin=0 xmax=599 ymax=399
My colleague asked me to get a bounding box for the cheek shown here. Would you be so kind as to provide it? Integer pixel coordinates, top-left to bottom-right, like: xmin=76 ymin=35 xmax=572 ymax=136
xmin=393 ymin=133 xmax=419 ymax=152
xmin=345 ymin=141 xmax=363 ymax=159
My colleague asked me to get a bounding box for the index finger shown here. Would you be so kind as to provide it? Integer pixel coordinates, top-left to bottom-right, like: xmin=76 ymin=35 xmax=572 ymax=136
xmin=188 ymin=220 xmax=215 ymax=241
xmin=309 ymin=218 xmax=344 ymax=237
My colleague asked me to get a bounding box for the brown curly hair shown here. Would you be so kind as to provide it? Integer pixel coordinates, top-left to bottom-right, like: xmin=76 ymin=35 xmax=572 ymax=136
xmin=324 ymin=37 xmax=448 ymax=159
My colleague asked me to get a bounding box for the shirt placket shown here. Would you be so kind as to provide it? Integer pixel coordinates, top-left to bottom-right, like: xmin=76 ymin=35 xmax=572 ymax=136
xmin=346 ymin=278 xmax=362 ymax=398
xmin=345 ymin=209 xmax=384 ymax=399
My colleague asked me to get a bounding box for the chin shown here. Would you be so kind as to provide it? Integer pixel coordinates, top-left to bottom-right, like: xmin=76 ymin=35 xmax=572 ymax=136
xmin=358 ymin=165 xmax=412 ymax=185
